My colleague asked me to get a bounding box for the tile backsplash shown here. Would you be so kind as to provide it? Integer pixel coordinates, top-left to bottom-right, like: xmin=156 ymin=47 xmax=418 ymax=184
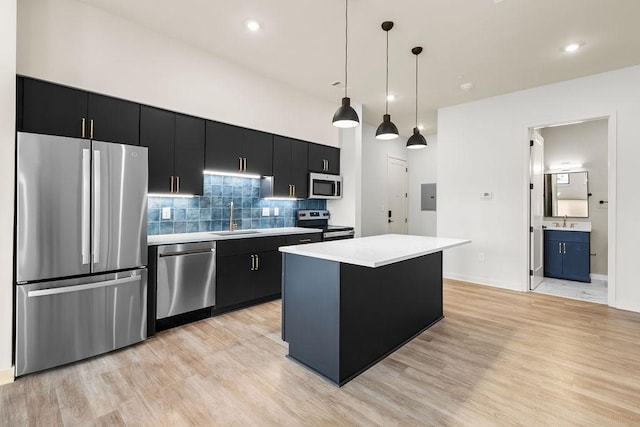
xmin=148 ymin=175 xmax=326 ymax=235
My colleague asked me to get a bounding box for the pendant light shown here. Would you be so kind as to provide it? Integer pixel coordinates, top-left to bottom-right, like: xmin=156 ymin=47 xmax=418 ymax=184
xmin=375 ymin=21 xmax=399 ymax=140
xmin=406 ymin=47 xmax=427 ymax=149
xmin=332 ymin=0 xmax=360 ymax=128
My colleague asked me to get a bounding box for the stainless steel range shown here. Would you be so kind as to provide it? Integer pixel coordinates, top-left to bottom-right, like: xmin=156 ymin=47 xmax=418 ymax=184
xmin=296 ymin=210 xmax=355 ymax=241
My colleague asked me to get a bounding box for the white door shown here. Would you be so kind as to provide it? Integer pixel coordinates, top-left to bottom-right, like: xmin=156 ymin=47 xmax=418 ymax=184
xmin=530 ymin=130 xmax=544 ymax=290
xmin=387 ymin=157 xmax=408 ymax=234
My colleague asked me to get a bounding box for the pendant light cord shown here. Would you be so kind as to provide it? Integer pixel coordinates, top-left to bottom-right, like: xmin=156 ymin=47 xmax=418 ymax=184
xmin=385 ymin=29 xmax=389 ymax=114
xmin=415 ymin=53 xmax=418 ymax=127
xmin=344 ymin=0 xmax=348 ymax=98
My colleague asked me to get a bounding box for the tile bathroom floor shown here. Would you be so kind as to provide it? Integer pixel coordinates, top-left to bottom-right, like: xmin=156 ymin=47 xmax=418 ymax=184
xmin=533 ymin=277 xmax=607 ymax=304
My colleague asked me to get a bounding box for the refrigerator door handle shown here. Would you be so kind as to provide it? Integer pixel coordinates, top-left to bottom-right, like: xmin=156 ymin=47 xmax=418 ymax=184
xmin=27 ymin=276 xmax=140 ymax=298
xmin=81 ymin=149 xmax=91 ymax=264
xmin=93 ymin=149 xmax=101 ymax=264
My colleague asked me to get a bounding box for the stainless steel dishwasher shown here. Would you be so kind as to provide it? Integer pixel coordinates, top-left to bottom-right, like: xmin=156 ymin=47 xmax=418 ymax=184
xmin=156 ymin=241 xmax=216 ymax=319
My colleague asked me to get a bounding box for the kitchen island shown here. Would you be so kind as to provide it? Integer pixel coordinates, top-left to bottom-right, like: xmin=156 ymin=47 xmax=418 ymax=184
xmin=279 ymin=234 xmax=470 ymax=386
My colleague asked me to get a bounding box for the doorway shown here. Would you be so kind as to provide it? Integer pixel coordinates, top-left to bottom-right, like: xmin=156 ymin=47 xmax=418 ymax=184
xmin=528 ymin=118 xmax=611 ymax=304
xmin=387 ymin=156 xmax=408 ymax=234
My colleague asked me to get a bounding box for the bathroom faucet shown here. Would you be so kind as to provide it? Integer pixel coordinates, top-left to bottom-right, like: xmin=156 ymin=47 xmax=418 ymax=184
xmin=563 ymin=215 xmax=567 ymax=228
xmin=230 ymin=201 xmax=237 ymax=232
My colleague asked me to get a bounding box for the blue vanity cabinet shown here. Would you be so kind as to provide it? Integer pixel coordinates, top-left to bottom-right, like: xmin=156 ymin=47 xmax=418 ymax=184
xmin=544 ymin=230 xmax=591 ymax=283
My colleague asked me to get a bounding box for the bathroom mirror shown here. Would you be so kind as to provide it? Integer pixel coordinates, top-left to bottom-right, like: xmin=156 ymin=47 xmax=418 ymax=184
xmin=544 ymin=171 xmax=589 ymax=218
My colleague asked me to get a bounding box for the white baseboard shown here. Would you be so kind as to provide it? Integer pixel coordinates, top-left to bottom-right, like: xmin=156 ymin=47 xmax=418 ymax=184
xmin=591 ymin=273 xmax=608 ymax=281
xmin=0 ymin=367 xmax=14 ymax=386
xmin=443 ymin=273 xmax=522 ymax=292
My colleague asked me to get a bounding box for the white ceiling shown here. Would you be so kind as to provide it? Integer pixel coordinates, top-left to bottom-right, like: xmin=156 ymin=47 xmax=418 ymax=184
xmin=78 ymin=0 xmax=640 ymax=136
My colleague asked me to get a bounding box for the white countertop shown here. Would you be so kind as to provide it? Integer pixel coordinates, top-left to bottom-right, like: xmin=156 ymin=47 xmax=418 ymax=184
xmin=543 ymin=221 xmax=591 ymax=232
xmin=279 ymin=234 xmax=471 ymax=268
xmin=148 ymin=227 xmax=323 ymax=246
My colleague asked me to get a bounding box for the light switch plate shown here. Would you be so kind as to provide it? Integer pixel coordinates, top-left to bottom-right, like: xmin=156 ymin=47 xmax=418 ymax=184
xmin=262 ymin=207 xmax=270 ymax=216
xmin=481 ymin=192 xmax=492 ymax=199
xmin=274 ymin=207 xmax=279 ymax=216
xmin=161 ymin=207 xmax=171 ymax=220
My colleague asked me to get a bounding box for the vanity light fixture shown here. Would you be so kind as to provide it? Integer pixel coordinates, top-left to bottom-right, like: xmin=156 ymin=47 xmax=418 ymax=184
xmin=406 ymin=46 xmax=427 ymax=150
xmin=549 ymin=162 xmax=583 ymax=171
xmin=332 ymin=0 xmax=360 ymax=128
xmin=375 ymin=21 xmax=399 ymax=140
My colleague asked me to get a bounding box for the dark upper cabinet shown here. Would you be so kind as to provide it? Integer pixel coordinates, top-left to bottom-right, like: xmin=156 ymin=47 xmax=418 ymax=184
xmin=140 ymin=106 xmax=175 ymax=194
xmin=140 ymin=106 xmax=205 ymax=195
xmin=19 ymin=77 xmax=140 ymax=144
xmin=205 ymin=121 xmax=273 ymax=176
xmin=20 ymin=77 xmax=88 ymax=138
xmin=308 ymin=143 xmax=340 ymax=174
xmin=272 ymin=135 xmax=308 ymax=198
xmin=87 ymin=94 xmax=140 ymax=145
xmin=174 ymin=114 xmax=205 ymax=195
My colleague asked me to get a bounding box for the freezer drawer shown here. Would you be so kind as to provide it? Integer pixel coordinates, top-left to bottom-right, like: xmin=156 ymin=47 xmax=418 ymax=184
xmin=15 ymin=269 xmax=147 ymax=377
xmin=156 ymin=241 xmax=216 ymax=319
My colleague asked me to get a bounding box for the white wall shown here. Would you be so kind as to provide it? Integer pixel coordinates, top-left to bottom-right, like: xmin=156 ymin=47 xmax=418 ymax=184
xmin=360 ymin=123 xmax=408 ymax=237
xmin=438 ymin=65 xmax=640 ymax=313
xmin=0 ymin=0 xmax=17 ymax=384
xmin=541 ymin=120 xmax=608 ymax=275
xmin=17 ymin=0 xmax=338 ymax=147
xmin=408 ymin=135 xmax=437 ymax=236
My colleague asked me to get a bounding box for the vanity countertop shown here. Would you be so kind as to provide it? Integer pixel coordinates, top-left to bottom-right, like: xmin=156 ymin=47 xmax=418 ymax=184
xmin=543 ymin=221 xmax=591 ymax=232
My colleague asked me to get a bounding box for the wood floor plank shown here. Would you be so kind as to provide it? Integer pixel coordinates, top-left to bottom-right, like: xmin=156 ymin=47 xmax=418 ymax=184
xmin=2 ymin=279 xmax=640 ymax=426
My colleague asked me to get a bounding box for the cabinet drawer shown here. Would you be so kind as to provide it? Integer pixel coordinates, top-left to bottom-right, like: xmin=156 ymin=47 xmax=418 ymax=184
xmin=216 ymin=235 xmax=287 ymax=256
xmin=544 ymin=230 xmax=589 ymax=243
xmin=286 ymin=233 xmax=322 ymax=245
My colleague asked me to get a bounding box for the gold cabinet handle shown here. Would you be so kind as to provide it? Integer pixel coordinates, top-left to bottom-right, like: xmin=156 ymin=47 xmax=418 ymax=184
xmin=170 ymin=176 xmax=174 ymax=193
xmin=176 ymin=176 xmax=180 ymax=193
xmin=299 ymin=238 xmax=312 ymax=244
xmin=81 ymin=118 xmax=86 ymax=138
xmin=250 ymin=254 xmax=255 ymax=271
xmin=255 ymin=254 xmax=259 ymax=270
xmin=90 ymin=119 xmax=94 ymax=139
xmin=243 ymin=157 xmax=247 ymax=172
xmin=239 ymin=157 xmax=243 ymax=172
xmin=292 ymin=184 xmax=296 ymax=198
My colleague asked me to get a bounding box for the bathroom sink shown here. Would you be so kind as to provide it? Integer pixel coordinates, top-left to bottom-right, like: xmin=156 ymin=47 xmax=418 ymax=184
xmin=543 ymin=222 xmax=591 ymax=232
xmin=210 ymin=230 xmax=260 ymax=236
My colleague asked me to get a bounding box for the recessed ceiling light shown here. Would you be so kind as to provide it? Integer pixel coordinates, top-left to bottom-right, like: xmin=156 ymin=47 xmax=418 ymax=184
xmin=563 ymin=42 xmax=583 ymax=53
xmin=246 ymin=20 xmax=261 ymax=32
xmin=387 ymin=94 xmax=395 ymax=101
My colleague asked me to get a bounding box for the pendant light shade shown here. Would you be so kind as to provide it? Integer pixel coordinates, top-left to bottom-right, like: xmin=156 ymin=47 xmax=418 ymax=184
xmin=375 ymin=21 xmax=399 ymax=140
xmin=406 ymin=46 xmax=427 ymax=149
xmin=332 ymin=0 xmax=359 ymax=128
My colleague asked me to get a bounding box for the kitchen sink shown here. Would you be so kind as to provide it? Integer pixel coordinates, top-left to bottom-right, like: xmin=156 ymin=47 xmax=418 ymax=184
xmin=210 ymin=230 xmax=260 ymax=236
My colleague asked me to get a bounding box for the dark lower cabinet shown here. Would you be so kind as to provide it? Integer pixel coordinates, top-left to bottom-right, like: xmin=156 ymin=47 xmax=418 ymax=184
xmin=18 ymin=77 xmax=140 ymax=144
xmin=544 ymin=230 xmax=590 ymax=282
xmin=215 ymin=233 xmax=321 ymax=312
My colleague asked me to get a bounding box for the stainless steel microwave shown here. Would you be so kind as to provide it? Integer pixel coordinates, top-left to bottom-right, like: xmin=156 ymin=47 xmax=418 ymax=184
xmin=308 ymin=173 xmax=342 ymax=199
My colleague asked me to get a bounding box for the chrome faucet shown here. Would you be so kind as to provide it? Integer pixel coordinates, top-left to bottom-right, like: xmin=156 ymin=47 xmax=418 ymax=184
xmin=563 ymin=215 xmax=567 ymax=228
xmin=230 ymin=201 xmax=237 ymax=232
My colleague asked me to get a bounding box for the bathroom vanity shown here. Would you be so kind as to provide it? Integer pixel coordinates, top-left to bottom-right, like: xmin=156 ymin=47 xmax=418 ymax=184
xmin=543 ymin=222 xmax=591 ymax=283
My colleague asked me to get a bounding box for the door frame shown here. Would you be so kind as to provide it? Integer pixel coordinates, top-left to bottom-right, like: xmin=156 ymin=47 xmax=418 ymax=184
xmin=387 ymin=155 xmax=408 ymax=234
xmin=523 ymin=112 xmax=616 ymax=307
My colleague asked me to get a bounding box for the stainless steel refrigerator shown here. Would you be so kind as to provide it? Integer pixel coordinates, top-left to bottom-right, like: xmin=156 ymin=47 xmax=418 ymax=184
xmin=15 ymin=132 xmax=148 ymax=376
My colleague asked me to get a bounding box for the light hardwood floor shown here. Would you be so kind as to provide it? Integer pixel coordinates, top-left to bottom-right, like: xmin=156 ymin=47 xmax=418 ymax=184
xmin=2 ymin=279 xmax=640 ymax=426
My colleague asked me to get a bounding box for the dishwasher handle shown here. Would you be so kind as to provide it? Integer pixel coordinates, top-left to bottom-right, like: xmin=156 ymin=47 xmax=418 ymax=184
xmin=159 ymin=248 xmax=216 ymax=258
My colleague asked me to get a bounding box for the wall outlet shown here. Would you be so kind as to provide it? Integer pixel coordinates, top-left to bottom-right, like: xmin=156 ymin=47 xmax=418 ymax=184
xmin=161 ymin=207 xmax=171 ymax=220
xmin=262 ymin=207 xmax=270 ymax=217
xmin=478 ymin=252 xmax=485 ymax=262
xmin=274 ymin=207 xmax=280 ymax=216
